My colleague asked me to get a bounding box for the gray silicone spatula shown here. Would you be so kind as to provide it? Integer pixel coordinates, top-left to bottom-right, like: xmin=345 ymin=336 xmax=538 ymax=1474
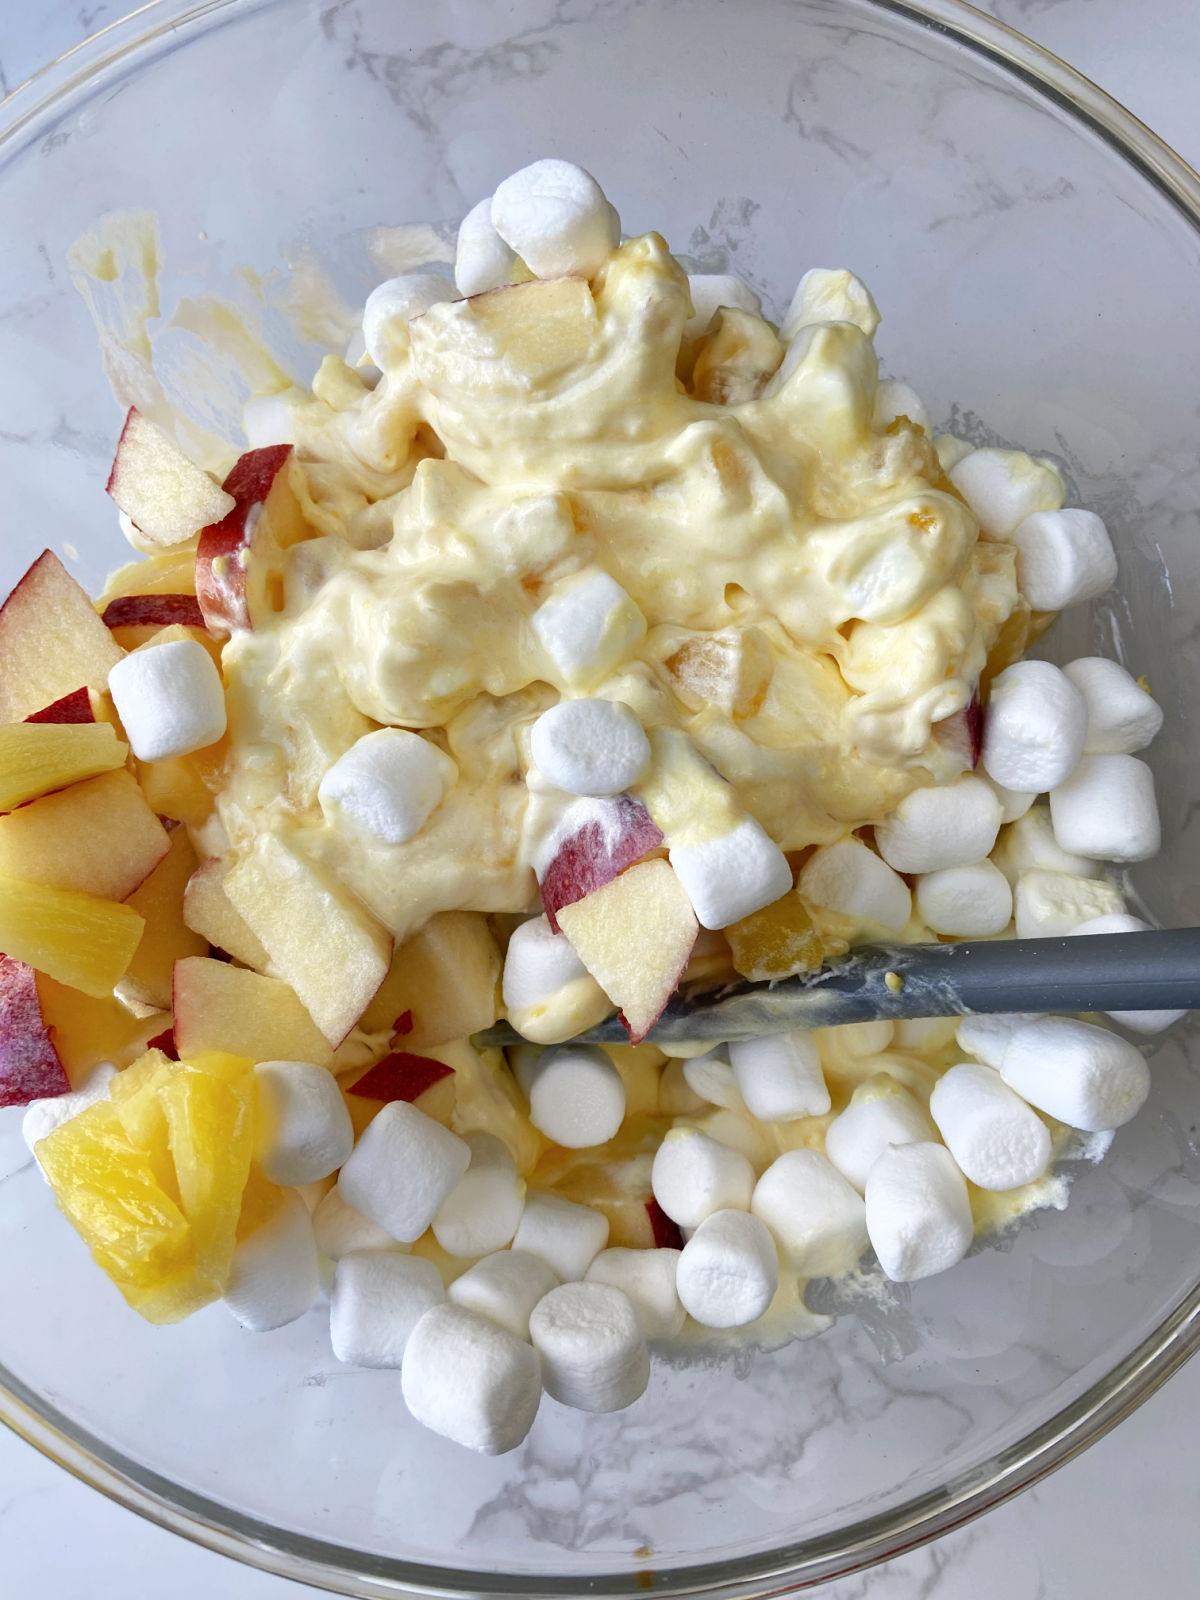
xmin=476 ymin=927 xmax=1200 ymax=1047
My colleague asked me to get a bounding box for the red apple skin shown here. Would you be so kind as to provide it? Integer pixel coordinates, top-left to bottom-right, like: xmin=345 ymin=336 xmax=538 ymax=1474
xmin=146 ymin=1027 xmax=180 ymax=1061
xmin=101 ymin=594 xmax=205 ymax=630
xmin=0 ymin=953 xmax=71 ymax=1107
xmin=646 ymin=1197 xmax=684 ymax=1251
xmin=348 ymin=1052 xmax=454 ymax=1103
xmin=540 ymin=797 xmax=664 ymax=933
xmin=392 ymin=1009 xmax=414 ymax=1038
xmin=103 ymin=407 xmax=139 ymax=498
xmin=932 ymin=687 xmax=982 ymax=771
xmin=195 ymin=445 xmax=293 ymax=634
xmin=25 ymin=687 xmax=94 ymax=725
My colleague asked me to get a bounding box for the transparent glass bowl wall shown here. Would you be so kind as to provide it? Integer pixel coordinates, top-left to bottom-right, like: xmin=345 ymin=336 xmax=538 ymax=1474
xmin=1 ymin=1 xmax=1199 ymax=1595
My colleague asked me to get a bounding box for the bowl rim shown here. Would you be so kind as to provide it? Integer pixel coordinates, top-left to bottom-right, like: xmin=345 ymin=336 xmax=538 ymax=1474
xmin=2 ymin=1 xmax=1200 ymax=1594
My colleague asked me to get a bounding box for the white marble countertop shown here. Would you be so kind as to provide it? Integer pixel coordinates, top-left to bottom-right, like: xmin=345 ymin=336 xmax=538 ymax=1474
xmin=2 ymin=2 xmax=1199 ymax=1595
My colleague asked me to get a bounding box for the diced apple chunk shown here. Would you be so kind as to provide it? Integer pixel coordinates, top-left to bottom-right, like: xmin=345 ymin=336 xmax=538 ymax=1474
xmin=0 ymin=952 xmax=71 ymax=1107
xmin=196 ymin=445 xmax=308 ymax=634
xmin=0 ymin=721 xmax=129 ymax=813
xmin=538 ymin=795 xmax=664 ymax=932
xmin=106 ymin=407 xmax=236 ymax=548
xmin=99 ymin=546 xmax=199 ymax=606
xmin=172 ymin=956 xmax=333 ymax=1068
xmin=359 ymin=910 xmax=501 ymax=1044
xmin=0 ymin=551 xmax=124 ymax=723
xmin=0 ymin=769 xmax=169 ymax=901
xmin=182 ymin=858 xmax=270 ymax=968
xmin=0 ymin=874 xmax=144 ymax=998
xmin=121 ymin=827 xmax=208 ymax=1010
xmin=134 ymin=751 xmax=220 ymax=828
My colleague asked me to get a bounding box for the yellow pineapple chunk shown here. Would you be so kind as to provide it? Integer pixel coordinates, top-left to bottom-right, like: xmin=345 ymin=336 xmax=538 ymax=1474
xmin=0 ymin=721 xmax=128 ymax=812
xmin=109 ymin=1048 xmax=180 ymax=1199
xmin=0 ymin=872 xmax=144 ymax=997
xmin=161 ymin=1065 xmax=254 ymax=1289
xmin=726 ymin=889 xmax=827 ymax=982
xmin=98 ymin=544 xmax=199 ymax=606
xmin=35 ymin=973 xmax=162 ymax=1084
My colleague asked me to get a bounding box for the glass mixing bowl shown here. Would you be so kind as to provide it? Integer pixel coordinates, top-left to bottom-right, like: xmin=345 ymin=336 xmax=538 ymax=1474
xmin=2 ymin=0 xmax=1199 ymax=1593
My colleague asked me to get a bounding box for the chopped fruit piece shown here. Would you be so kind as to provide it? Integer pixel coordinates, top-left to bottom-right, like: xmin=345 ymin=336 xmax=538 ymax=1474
xmin=101 ymin=594 xmax=206 ymax=630
xmin=35 ymin=974 xmax=163 ymax=1082
xmin=0 ymin=721 xmax=128 ymax=813
xmin=0 ymin=770 xmax=170 ymax=901
xmin=147 ymin=1027 xmax=179 ymax=1060
xmin=105 ymin=407 xmax=236 ymax=548
xmin=0 ymin=874 xmax=144 ymax=998
xmin=134 ymin=750 xmax=221 ymax=828
xmin=108 ymin=1046 xmax=179 ymax=1196
xmin=0 ymin=953 xmax=70 ymax=1107
xmin=658 ymin=626 xmax=773 ymax=717
xmin=393 ymin=1009 xmax=414 ymax=1037
xmin=359 ymin=910 xmax=501 ymax=1044
xmin=196 ymin=445 xmax=308 ymax=634
xmin=536 ymin=1126 xmax=666 ymax=1248
xmin=99 ymin=546 xmax=199 ymax=605
xmin=538 ymin=795 xmax=664 ymax=932
xmin=171 ymin=956 xmax=333 ymax=1068
xmin=932 ymin=688 xmax=982 ymax=772
xmin=646 ymin=1196 xmax=685 ymax=1251
xmin=0 ymin=551 xmax=124 ymax=723
xmin=121 ymin=827 xmax=208 ymax=1010
xmin=182 ymin=858 xmax=270 ymax=968
xmin=345 ymin=1051 xmax=457 ymax=1137
xmin=26 ymin=688 xmax=94 ymax=725
xmin=556 ymin=859 xmax=698 ymax=1043
xmin=161 ymin=1064 xmax=254 ymax=1288
xmin=726 ymin=889 xmax=826 ymax=982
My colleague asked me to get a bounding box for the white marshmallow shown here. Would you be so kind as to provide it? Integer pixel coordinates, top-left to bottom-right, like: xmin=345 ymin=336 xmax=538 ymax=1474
xmin=501 ymin=915 xmax=590 ymax=1013
xmin=224 ymin=1191 xmax=321 ymax=1332
xmin=448 ymin=1249 xmax=560 ymax=1341
xmin=798 ymin=838 xmax=912 ymax=933
xmin=1002 ymin=1014 xmax=1153 ymax=1131
xmin=318 ymin=728 xmax=457 ymax=846
xmin=23 ymin=1062 xmax=117 ymax=1168
xmin=1067 ymin=913 xmax=1187 ymax=1035
xmin=873 ymin=378 xmax=930 ymax=435
xmin=432 ymin=1132 xmax=526 ymax=1258
xmin=527 ymin=1044 xmax=625 ymax=1149
xmin=824 ymin=1077 xmax=938 ymax=1193
xmin=1062 ymin=657 xmax=1164 ymax=755
xmin=362 ymin=273 xmax=457 ymax=366
xmin=947 ymin=448 xmax=1064 ymax=540
xmin=669 ymin=816 xmax=793 ymax=930
xmin=312 ymin=1184 xmax=403 ymax=1260
xmin=338 ymin=1102 xmax=470 ymax=1244
xmin=728 ymin=1029 xmax=830 ymax=1121
xmin=252 ymin=1060 xmax=354 ymax=1188
xmin=987 ymin=778 xmax=1037 ymax=825
xmin=511 ymin=1189 xmax=609 ymax=1282
xmin=530 ymin=569 xmax=646 ymax=687
xmin=782 ymin=268 xmax=880 ymax=338
xmin=916 ymin=860 xmax=1013 ymax=937
xmin=329 ymin=1251 xmax=444 ymax=1368
xmin=981 ymin=660 xmax=1088 ymax=793
xmin=681 ymin=1051 xmax=743 ymax=1111
xmin=876 ymin=775 xmax=1003 ymax=874
xmin=584 ymin=1247 xmax=685 ymax=1340
xmin=529 ymin=699 xmax=649 ymax=797
xmin=865 ymin=1142 xmax=974 ymax=1283
xmin=242 ymin=390 xmax=298 ymax=449
xmin=750 ymin=1149 xmax=868 ymax=1276
xmin=1010 ymin=509 xmax=1117 ymax=610
xmin=491 ymin=159 xmax=620 ymax=280
xmin=675 ymin=1210 xmax=779 ymax=1328
xmin=684 ymin=273 xmax=762 ymax=341
xmin=1048 ymin=753 xmax=1161 ymax=864
xmin=402 ymin=1303 xmax=542 ymax=1454
xmin=529 ymin=1281 xmax=649 ymax=1412
xmin=107 ymin=639 xmax=226 ymax=763
xmin=651 ymin=1127 xmax=756 ymax=1230
xmin=1013 ymin=868 xmax=1125 ymax=938
xmin=933 ymin=433 xmax=973 ymax=473
xmin=992 ymin=802 xmax=1098 ymax=884
xmin=454 ymin=196 xmax=516 ymax=296
xmin=929 ymin=1062 xmax=1051 ymax=1191
xmin=956 ymin=1012 xmax=1044 ymax=1071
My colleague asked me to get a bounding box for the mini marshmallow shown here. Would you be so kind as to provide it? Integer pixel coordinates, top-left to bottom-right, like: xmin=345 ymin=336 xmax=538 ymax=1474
xmin=916 ymin=860 xmax=1013 ymax=937
xmin=1062 ymin=657 xmax=1164 ymax=755
xmin=253 ymin=1060 xmax=354 ymax=1188
xmin=329 ymin=1251 xmax=444 ymax=1368
xmin=585 ymin=1247 xmax=686 ymax=1340
xmin=669 ymin=816 xmax=793 ymax=929
xmin=502 ymin=915 xmax=592 ymax=1011
xmin=318 ymin=728 xmax=457 ymax=846
xmin=782 ymin=268 xmax=880 ymax=338
xmin=751 ymin=1149 xmax=868 ymax=1276
xmin=243 ymin=390 xmax=298 ymax=449
xmin=338 ymin=1102 xmax=471 ymax=1244
xmin=981 ymin=660 xmax=1088 ymax=793
xmin=1010 ymin=509 xmax=1117 ymax=611
xmin=987 ymin=778 xmax=1037 ymax=825
xmin=529 ymin=1280 xmax=649 ymax=1412
xmin=107 ymin=639 xmax=226 ymax=763
xmin=798 ymin=838 xmax=912 ymax=933
xmin=529 ymin=699 xmax=650 ymax=797
xmin=1013 ymin=868 xmax=1125 ymax=938
xmin=681 ymin=1051 xmax=743 ymax=1111
xmin=511 ymin=1190 xmax=609 ymax=1282
xmin=527 ymin=1044 xmax=626 ymax=1148
xmin=1048 ymin=753 xmax=1161 ymax=863
xmin=947 ymin=448 xmax=1064 ymax=540
xmin=23 ymin=1062 xmax=117 ymax=1167
xmin=1068 ymin=913 xmax=1187 ymax=1035
xmin=432 ymin=1132 xmax=526 ymax=1257
xmin=530 ymin=569 xmax=646 ymax=687
xmin=224 ymin=1191 xmax=320 ymax=1332
xmin=651 ymin=1127 xmax=756 ymax=1230
xmin=873 ymin=378 xmax=930 ymax=435
xmin=956 ymin=1012 xmax=1044 ymax=1071
xmin=1000 ymin=1015 xmax=1151 ymax=1131
xmin=448 ymin=1249 xmax=560 ymax=1340
xmin=728 ymin=1029 xmax=830 ymax=1122
xmin=312 ymin=1184 xmax=403 ymax=1260
xmin=454 ymin=196 xmax=516 ymax=296
xmin=491 ymin=159 xmax=620 ymax=280
xmin=402 ymin=1303 xmax=542 ymax=1454
xmin=362 ymin=273 xmax=458 ymax=366
xmin=865 ymin=1142 xmax=974 ymax=1283
xmin=929 ymin=1062 xmax=1051 ymax=1191
xmin=824 ymin=1076 xmax=938 ymax=1193
xmin=876 ymin=775 xmax=1003 ymax=874
xmin=992 ymin=802 xmax=1098 ymax=883
xmin=675 ymin=1210 xmax=779 ymax=1328
xmin=684 ymin=273 xmax=762 ymax=341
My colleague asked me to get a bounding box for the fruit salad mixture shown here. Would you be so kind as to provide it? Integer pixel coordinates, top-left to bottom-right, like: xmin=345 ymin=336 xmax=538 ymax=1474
xmin=0 ymin=160 xmax=1175 ymax=1455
